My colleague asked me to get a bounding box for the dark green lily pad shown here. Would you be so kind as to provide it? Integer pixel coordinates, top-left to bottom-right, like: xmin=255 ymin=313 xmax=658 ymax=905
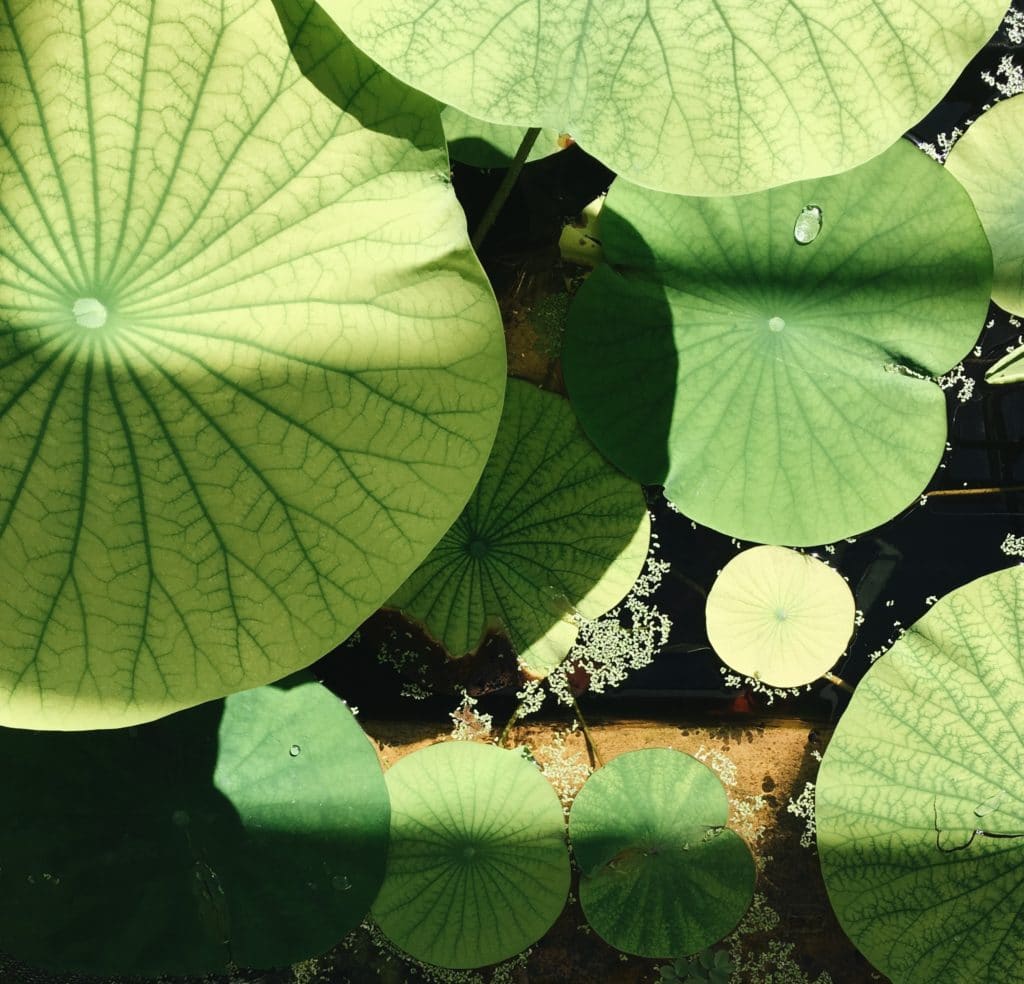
xmin=372 ymin=741 xmax=570 ymax=968
xmin=817 ymin=565 xmax=1024 ymax=983
xmin=569 ymin=749 xmax=755 ymax=957
xmin=563 ymin=140 xmax=992 ymax=545
xmin=389 ymin=379 xmax=649 ymax=676
xmin=0 ymin=674 xmax=389 ymax=976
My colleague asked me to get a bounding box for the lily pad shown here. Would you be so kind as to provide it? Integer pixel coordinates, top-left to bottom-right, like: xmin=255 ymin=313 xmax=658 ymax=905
xmin=0 ymin=673 xmax=389 ymax=976
xmin=441 ymin=108 xmax=564 ymax=168
xmin=563 ymin=140 xmax=992 ymax=545
xmin=817 ymin=564 xmax=1024 ymax=984
xmin=0 ymin=0 xmax=505 ymax=728
xmin=319 ymin=0 xmax=1006 ymax=195
xmin=705 ymin=546 xmax=855 ymax=687
xmin=946 ymin=95 xmax=1024 ymax=316
xmin=569 ymin=748 xmax=755 ymax=957
xmin=388 ymin=378 xmax=650 ymax=677
xmin=371 ymin=741 xmax=570 ymax=968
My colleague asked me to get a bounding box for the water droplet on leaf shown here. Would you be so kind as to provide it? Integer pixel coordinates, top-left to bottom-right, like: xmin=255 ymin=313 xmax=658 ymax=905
xmin=289 ymin=744 xmax=301 ymax=757
xmin=793 ymin=205 xmax=823 ymax=245
xmin=974 ymin=794 xmax=1003 ymax=818
xmin=768 ymin=317 xmax=786 ymax=333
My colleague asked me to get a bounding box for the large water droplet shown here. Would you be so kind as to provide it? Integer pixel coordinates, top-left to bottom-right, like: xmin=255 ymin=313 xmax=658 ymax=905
xmin=768 ymin=316 xmax=785 ymax=333
xmin=793 ymin=205 xmax=823 ymax=245
xmin=72 ymin=297 xmax=108 ymax=328
xmin=289 ymin=744 xmax=301 ymax=757
xmin=974 ymin=794 xmax=1003 ymax=818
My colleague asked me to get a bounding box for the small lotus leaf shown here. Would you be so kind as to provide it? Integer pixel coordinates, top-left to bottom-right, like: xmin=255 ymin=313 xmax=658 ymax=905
xmin=569 ymin=748 xmax=755 ymax=957
xmin=372 ymin=741 xmax=570 ymax=968
xmin=706 ymin=546 xmax=855 ymax=687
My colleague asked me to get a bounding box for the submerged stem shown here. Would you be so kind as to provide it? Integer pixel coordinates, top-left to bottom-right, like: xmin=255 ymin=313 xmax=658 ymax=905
xmin=470 ymin=127 xmax=542 ymax=252
xmin=571 ymin=695 xmax=604 ymax=769
xmin=821 ymin=670 xmax=854 ymax=694
xmin=925 ymin=483 xmax=1024 ymax=498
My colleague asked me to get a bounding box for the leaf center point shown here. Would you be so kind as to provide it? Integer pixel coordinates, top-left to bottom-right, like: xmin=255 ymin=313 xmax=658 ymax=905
xmin=768 ymin=316 xmax=786 ymax=333
xmin=73 ymin=297 xmax=108 ymax=329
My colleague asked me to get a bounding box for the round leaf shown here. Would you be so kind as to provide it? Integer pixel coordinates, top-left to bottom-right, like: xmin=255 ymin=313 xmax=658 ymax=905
xmin=318 ymin=0 xmax=1007 ymax=195
xmin=705 ymin=546 xmax=855 ymax=687
xmin=389 ymin=379 xmax=650 ymax=677
xmin=563 ymin=140 xmax=992 ymax=545
xmin=569 ymin=748 xmax=755 ymax=958
xmin=946 ymin=95 xmax=1024 ymax=316
xmin=372 ymin=741 xmax=570 ymax=968
xmin=441 ymin=108 xmax=564 ymax=168
xmin=817 ymin=565 xmax=1024 ymax=984
xmin=0 ymin=674 xmax=389 ymax=976
xmin=0 ymin=0 xmax=505 ymax=728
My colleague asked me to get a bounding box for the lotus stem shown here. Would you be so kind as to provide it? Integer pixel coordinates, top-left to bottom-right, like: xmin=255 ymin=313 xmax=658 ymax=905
xmin=571 ymin=695 xmax=605 ymax=769
xmin=471 ymin=127 xmax=542 ymax=251
xmin=498 ymin=696 xmax=528 ymax=747
xmin=925 ymin=483 xmax=1024 ymax=498
xmin=821 ymin=670 xmax=854 ymax=694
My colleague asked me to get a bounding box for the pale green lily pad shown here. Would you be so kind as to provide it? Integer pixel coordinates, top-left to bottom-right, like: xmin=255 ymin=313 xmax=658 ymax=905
xmin=0 ymin=673 xmax=389 ymax=976
xmin=569 ymin=749 xmax=755 ymax=958
xmin=706 ymin=546 xmax=855 ymax=687
xmin=318 ymin=0 xmax=1006 ymax=195
xmin=563 ymin=140 xmax=992 ymax=545
xmin=986 ymin=343 xmax=1024 ymax=385
xmin=817 ymin=565 xmax=1024 ymax=984
xmin=946 ymin=95 xmax=1024 ymax=316
xmin=0 ymin=0 xmax=505 ymax=728
xmin=389 ymin=378 xmax=650 ymax=677
xmin=441 ymin=107 xmax=564 ymax=168
xmin=372 ymin=741 xmax=570 ymax=968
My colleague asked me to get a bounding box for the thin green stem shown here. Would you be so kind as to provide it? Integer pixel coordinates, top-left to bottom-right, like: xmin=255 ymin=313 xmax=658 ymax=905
xmin=471 ymin=127 xmax=541 ymax=252
xmin=571 ymin=695 xmax=604 ymax=769
xmin=498 ymin=696 xmax=527 ymax=747
xmin=821 ymin=670 xmax=854 ymax=694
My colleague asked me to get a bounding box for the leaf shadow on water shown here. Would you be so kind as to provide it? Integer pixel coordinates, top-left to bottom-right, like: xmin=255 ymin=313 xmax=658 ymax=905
xmin=0 ymin=680 xmax=388 ymax=978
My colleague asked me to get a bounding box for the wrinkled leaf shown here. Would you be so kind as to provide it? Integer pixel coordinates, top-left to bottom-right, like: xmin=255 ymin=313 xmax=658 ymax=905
xmin=319 ymin=0 xmax=1006 ymax=195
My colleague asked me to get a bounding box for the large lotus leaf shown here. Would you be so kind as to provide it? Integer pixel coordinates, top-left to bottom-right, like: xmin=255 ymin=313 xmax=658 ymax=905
xmin=318 ymin=0 xmax=1006 ymax=196
xmin=817 ymin=565 xmax=1024 ymax=984
xmin=0 ymin=673 xmax=389 ymax=976
xmin=946 ymin=95 xmax=1024 ymax=316
xmin=569 ymin=748 xmax=755 ymax=957
xmin=705 ymin=546 xmax=855 ymax=687
xmin=563 ymin=140 xmax=992 ymax=546
xmin=388 ymin=378 xmax=650 ymax=677
xmin=0 ymin=0 xmax=505 ymax=729
xmin=441 ymin=108 xmax=564 ymax=169
xmin=372 ymin=741 xmax=571 ymax=968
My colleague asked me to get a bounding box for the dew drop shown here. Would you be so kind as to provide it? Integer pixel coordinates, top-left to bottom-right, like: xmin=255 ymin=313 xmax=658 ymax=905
xmin=974 ymin=794 xmax=1003 ymax=818
xmin=332 ymin=874 xmax=352 ymax=892
xmin=768 ymin=316 xmax=786 ymax=333
xmin=72 ymin=297 xmax=108 ymax=329
xmin=289 ymin=744 xmax=301 ymax=757
xmin=793 ymin=205 xmax=823 ymax=245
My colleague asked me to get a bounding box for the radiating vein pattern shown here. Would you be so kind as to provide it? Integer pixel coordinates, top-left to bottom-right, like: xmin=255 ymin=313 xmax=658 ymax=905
xmin=388 ymin=379 xmax=650 ymax=677
xmin=0 ymin=0 xmax=505 ymax=727
xmin=817 ymin=565 xmax=1024 ymax=984
xmin=320 ymin=0 xmax=1007 ymax=194
xmin=372 ymin=741 xmax=570 ymax=968
xmin=563 ymin=140 xmax=992 ymax=546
